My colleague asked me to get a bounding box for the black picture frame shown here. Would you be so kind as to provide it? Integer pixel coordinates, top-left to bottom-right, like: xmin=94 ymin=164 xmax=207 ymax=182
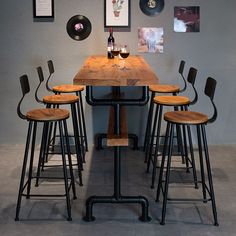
xmin=33 ymin=0 xmax=54 ymax=18
xmin=104 ymin=0 xmax=130 ymax=28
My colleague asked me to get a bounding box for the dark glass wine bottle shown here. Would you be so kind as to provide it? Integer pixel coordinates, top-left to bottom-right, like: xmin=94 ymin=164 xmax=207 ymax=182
xmin=107 ymin=27 xmax=114 ymax=59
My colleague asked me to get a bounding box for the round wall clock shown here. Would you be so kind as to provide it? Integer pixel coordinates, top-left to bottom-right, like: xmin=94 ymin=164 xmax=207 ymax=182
xmin=139 ymin=0 xmax=165 ymax=16
xmin=66 ymin=15 xmax=92 ymax=41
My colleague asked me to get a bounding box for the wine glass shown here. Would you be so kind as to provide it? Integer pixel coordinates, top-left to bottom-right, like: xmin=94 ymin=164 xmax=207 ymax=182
xmin=120 ymin=44 xmax=130 ymax=59
xmin=111 ymin=43 xmax=120 ymax=58
xmin=119 ymin=44 xmax=130 ymax=70
xmin=111 ymin=43 xmax=121 ymax=68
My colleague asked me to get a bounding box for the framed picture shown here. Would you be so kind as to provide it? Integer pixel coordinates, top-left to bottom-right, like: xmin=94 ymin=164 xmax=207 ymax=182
xmin=104 ymin=0 xmax=130 ymax=28
xmin=138 ymin=27 xmax=164 ymax=53
xmin=33 ymin=0 xmax=54 ymax=18
xmin=174 ymin=6 xmax=200 ymax=32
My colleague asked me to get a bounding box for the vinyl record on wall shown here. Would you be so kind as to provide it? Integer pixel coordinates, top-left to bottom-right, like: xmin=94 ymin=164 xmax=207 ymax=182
xmin=139 ymin=0 xmax=165 ymax=16
xmin=66 ymin=15 xmax=92 ymax=41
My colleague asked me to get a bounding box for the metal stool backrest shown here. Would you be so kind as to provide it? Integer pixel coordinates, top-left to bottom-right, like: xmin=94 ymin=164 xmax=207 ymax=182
xmin=46 ymin=60 xmax=55 ymax=92
xmin=186 ymin=67 xmax=198 ymax=105
xmin=179 ymin=60 xmax=187 ymax=93
xmin=204 ymin=77 xmax=217 ymax=123
xmin=35 ymin=66 xmax=45 ymax=104
xmin=17 ymin=75 xmax=30 ymax=120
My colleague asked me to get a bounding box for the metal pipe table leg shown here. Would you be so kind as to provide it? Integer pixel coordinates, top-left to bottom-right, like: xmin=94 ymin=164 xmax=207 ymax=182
xmin=83 ymin=145 xmax=151 ymax=222
xmin=83 ymin=104 xmax=151 ymax=222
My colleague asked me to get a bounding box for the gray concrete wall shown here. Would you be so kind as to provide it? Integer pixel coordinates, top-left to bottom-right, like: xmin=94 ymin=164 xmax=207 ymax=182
xmin=0 ymin=0 xmax=235 ymax=145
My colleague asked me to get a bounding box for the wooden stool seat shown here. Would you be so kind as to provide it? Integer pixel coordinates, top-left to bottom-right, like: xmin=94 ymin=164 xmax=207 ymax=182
xmin=53 ymin=84 xmax=85 ymax=93
xmin=26 ymin=108 xmax=69 ymax=122
xmin=153 ymin=95 xmax=190 ymax=106
xmin=149 ymin=84 xmax=180 ymax=93
xmin=43 ymin=94 xmax=79 ymax=104
xmin=164 ymin=111 xmax=208 ymax=125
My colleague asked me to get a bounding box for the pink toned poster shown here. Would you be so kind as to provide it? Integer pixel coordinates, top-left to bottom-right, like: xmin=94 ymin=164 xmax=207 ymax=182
xmin=138 ymin=27 xmax=163 ymax=53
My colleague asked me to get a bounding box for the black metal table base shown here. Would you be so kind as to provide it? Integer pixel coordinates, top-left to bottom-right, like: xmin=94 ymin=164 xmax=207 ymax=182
xmin=83 ymin=145 xmax=151 ymax=222
xmin=83 ymin=195 xmax=151 ymax=222
xmin=84 ymin=86 xmax=151 ymax=222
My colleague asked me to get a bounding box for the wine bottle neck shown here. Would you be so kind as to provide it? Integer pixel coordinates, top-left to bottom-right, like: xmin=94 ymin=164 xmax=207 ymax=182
xmin=109 ymin=27 xmax=113 ymax=36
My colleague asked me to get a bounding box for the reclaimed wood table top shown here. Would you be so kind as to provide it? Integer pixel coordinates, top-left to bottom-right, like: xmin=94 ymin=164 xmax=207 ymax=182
xmin=73 ymin=55 xmax=159 ymax=86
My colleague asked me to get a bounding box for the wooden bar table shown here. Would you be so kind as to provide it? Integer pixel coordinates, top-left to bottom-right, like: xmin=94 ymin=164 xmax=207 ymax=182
xmin=74 ymin=55 xmax=159 ymax=222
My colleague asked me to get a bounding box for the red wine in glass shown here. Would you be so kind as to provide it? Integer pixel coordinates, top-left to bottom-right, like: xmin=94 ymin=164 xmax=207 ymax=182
xmin=120 ymin=52 xmax=130 ymax=58
xmin=120 ymin=44 xmax=130 ymax=59
xmin=111 ymin=43 xmax=120 ymax=57
xmin=111 ymin=50 xmax=120 ymax=56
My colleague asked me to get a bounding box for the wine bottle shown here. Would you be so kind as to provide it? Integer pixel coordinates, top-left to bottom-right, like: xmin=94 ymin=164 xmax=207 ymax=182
xmin=107 ymin=27 xmax=114 ymax=59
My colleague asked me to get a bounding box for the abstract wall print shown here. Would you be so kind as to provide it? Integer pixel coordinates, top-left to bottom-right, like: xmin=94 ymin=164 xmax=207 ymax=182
xmin=138 ymin=27 xmax=164 ymax=53
xmin=104 ymin=0 xmax=130 ymax=27
xmin=174 ymin=6 xmax=200 ymax=32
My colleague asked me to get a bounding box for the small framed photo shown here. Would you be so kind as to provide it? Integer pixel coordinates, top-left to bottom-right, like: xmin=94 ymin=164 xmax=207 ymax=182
xmin=33 ymin=0 xmax=54 ymax=18
xmin=174 ymin=6 xmax=200 ymax=32
xmin=104 ymin=0 xmax=130 ymax=28
xmin=138 ymin=27 xmax=164 ymax=53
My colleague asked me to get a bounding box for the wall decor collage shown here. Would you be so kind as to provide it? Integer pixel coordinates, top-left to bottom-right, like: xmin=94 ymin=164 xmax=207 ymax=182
xmin=34 ymin=0 xmax=200 ymax=52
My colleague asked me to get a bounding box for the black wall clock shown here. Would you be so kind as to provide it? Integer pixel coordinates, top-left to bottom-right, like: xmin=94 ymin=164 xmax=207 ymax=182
xmin=139 ymin=0 xmax=165 ymax=16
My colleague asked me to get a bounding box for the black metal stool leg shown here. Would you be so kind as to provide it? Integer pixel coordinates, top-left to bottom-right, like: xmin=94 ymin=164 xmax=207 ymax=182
xmin=175 ymin=122 xmax=185 ymax=164
xmin=44 ymin=122 xmax=54 ymax=160
xmin=15 ymin=121 xmax=33 ymax=221
xmin=26 ymin=122 xmax=37 ymax=198
xmin=156 ymin=122 xmax=170 ymax=202
xmin=50 ymin=120 xmax=58 ymax=152
xmin=181 ymin=124 xmax=190 ymax=172
xmin=143 ymin=91 xmax=155 ymax=153
xmin=63 ymin=119 xmax=77 ymax=200
xmin=201 ymin=125 xmax=219 ymax=226
xmin=58 ymin=121 xmax=72 ymax=221
xmin=146 ymin=104 xmax=159 ymax=172
xmin=35 ymin=122 xmax=49 ymax=187
xmin=186 ymin=125 xmax=198 ymax=189
xmin=78 ymin=91 xmax=88 ymax=152
xmin=41 ymin=122 xmax=52 ymax=171
xmin=160 ymin=123 xmax=174 ymax=225
xmin=150 ymin=105 xmax=163 ymax=188
xmin=76 ymin=99 xmax=86 ymax=162
xmin=196 ymin=125 xmax=207 ymax=202
xmin=46 ymin=104 xmax=59 ymax=155
xmin=71 ymin=103 xmax=83 ymax=186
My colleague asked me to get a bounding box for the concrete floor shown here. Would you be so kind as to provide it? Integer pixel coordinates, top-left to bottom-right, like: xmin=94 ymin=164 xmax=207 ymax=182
xmin=0 ymin=144 xmax=236 ymax=236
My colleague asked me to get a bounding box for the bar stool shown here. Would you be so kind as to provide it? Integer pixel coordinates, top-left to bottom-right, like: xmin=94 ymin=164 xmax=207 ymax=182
xmin=156 ymin=77 xmax=219 ymax=226
xmin=15 ymin=75 xmax=76 ymax=221
xmin=35 ymin=66 xmax=83 ymax=186
xmin=146 ymin=67 xmax=198 ymax=189
xmin=46 ymin=60 xmax=88 ymax=154
xmin=143 ymin=60 xmax=186 ymax=153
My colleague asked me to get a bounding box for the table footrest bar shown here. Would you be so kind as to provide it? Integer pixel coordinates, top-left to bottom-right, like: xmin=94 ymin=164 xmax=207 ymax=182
xmin=83 ymin=195 xmax=151 ymax=222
